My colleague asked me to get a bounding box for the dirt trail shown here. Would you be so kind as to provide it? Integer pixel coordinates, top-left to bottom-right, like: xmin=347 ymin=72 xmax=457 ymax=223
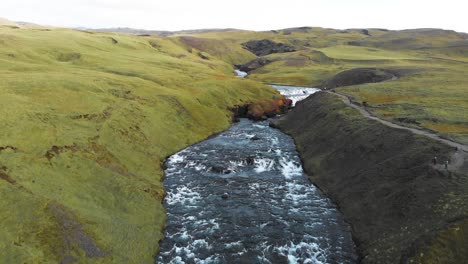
xmin=327 ymin=91 xmax=468 ymax=173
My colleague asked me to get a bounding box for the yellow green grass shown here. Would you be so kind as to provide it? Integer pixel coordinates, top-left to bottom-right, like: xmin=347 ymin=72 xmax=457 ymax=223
xmin=0 ymin=26 xmax=279 ymax=263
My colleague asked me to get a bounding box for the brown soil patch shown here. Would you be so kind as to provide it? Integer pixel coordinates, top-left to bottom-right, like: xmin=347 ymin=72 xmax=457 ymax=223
xmin=0 ymin=171 xmax=16 ymax=184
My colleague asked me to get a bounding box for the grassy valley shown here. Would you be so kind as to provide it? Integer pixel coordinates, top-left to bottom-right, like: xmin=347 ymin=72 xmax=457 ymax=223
xmin=176 ymin=27 xmax=468 ymax=144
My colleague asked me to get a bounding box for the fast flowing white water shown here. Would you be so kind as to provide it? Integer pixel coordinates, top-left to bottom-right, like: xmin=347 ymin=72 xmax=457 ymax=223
xmin=234 ymin=69 xmax=248 ymax=78
xmin=157 ymin=85 xmax=357 ymax=264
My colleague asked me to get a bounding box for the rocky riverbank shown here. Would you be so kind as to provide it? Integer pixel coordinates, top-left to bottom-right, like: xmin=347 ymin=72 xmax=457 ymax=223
xmin=231 ymin=98 xmax=293 ymax=121
xmin=273 ymin=92 xmax=468 ymax=263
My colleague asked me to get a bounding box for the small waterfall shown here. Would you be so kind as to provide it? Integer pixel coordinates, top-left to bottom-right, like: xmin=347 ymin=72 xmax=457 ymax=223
xmin=234 ymin=69 xmax=248 ymax=78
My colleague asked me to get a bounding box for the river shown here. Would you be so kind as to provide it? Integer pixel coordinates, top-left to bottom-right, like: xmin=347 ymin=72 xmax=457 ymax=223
xmin=157 ymin=83 xmax=357 ymax=263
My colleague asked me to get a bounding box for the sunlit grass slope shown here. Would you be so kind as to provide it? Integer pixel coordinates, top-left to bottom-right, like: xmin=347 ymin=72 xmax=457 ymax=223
xmin=0 ymin=26 xmax=279 ymax=263
xmin=180 ymin=27 xmax=468 ymax=144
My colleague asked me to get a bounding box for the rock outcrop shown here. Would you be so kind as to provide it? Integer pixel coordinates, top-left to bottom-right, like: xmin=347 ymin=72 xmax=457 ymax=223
xmin=273 ymin=92 xmax=468 ymax=263
xmin=232 ymin=98 xmax=292 ymax=122
xmin=235 ymin=57 xmax=273 ymax=73
xmin=242 ymin=39 xmax=296 ymax=56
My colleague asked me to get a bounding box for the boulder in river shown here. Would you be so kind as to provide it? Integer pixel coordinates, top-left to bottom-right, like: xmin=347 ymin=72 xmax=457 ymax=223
xmin=245 ymin=156 xmax=255 ymax=165
xmin=210 ymin=165 xmax=226 ymax=174
xmin=268 ymin=121 xmax=279 ymax=129
xmin=250 ymin=135 xmax=261 ymax=141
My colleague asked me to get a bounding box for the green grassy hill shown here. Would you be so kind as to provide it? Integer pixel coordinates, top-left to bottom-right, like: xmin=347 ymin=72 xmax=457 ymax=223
xmin=274 ymin=92 xmax=468 ymax=263
xmin=0 ymin=26 xmax=279 ymax=263
xmin=178 ymin=27 xmax=468 ymax=144
xmin=1 ymin=23 xmax=467 ymax=263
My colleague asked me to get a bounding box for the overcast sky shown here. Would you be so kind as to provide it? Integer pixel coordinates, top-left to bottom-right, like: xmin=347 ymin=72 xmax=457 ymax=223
xmin=1 ymin=0 xmax=467 ymax=33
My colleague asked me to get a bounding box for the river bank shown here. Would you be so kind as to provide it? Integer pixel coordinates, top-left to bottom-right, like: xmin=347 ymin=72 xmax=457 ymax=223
xmin=273 ymin=92 xmax=468 ymax=263
xmin=157 ymin=85 xmax=358 ymax=263
xmin=158 ymin=118 xmax=357 ymax=263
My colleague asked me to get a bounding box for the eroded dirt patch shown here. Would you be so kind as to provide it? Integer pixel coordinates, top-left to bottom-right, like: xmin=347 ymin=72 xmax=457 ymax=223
xmin=0 ymin=166 xmax=16 ymax=185
xmin=45 ymin=145 xmax=79 ymax=161
xmin=40 ymin=202 xmax=110 ymax=263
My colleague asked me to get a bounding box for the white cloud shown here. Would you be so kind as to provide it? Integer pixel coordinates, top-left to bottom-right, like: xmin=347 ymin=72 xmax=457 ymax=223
xmin=0 ymin=0 xmax=467 ymax=32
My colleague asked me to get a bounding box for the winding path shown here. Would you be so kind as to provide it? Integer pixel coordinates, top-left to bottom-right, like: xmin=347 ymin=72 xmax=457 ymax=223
xmin=326 ymin=90 xmax=468 ymax=172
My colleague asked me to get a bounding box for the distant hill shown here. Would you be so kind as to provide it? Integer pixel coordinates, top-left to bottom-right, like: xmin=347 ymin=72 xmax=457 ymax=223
xmin=16 ymin=21 xmax=45 ymax=28
xmin=347 ymin=28 xmax=468 ymax=49
xmin=0 ymin=17 xmax=18 ymax=27
xmin=85 ymin=27 xmax=246 ymax=36
xmin=0 ymin=18 xmax=46 ymax=28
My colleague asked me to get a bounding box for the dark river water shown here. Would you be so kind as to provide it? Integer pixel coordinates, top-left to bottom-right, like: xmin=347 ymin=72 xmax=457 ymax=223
xmin=157 ymin=85 xmax=357 ymax=264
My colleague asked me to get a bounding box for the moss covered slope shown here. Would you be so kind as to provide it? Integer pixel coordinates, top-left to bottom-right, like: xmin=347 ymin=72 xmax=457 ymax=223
xmin=274 ymin=92 xmax=468 ymax=263
xmin=0 ymin=26 xmax=279 ymax=263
